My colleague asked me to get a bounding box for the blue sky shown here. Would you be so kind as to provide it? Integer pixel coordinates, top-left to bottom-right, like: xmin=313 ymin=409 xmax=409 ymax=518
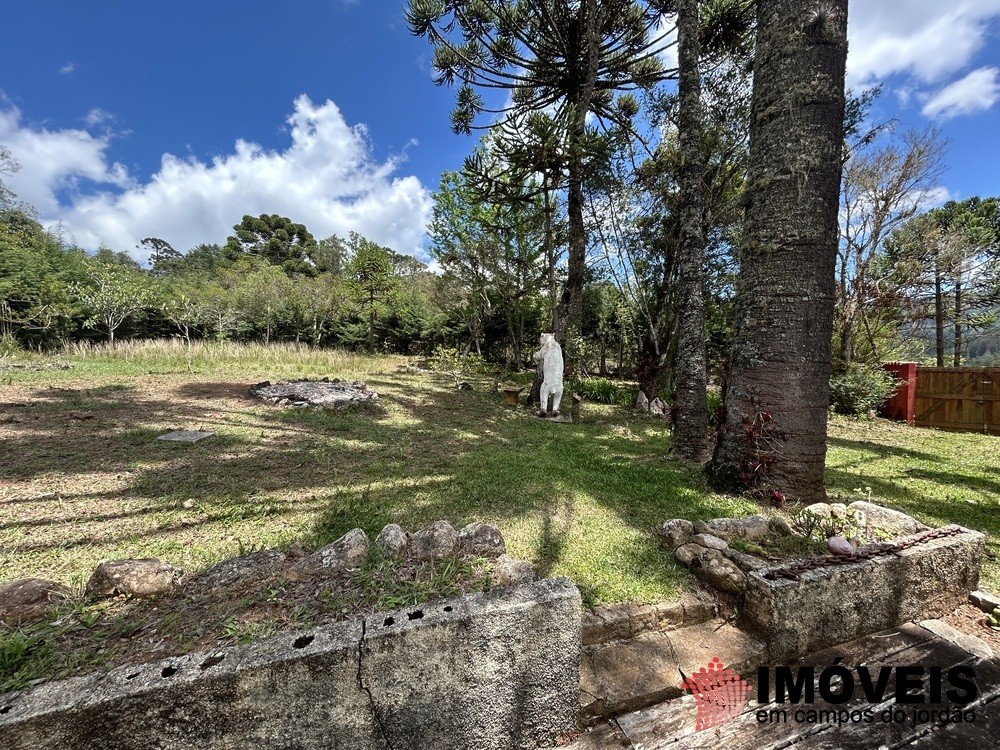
xmin=2 ymin=1 xmax=999 ymax=264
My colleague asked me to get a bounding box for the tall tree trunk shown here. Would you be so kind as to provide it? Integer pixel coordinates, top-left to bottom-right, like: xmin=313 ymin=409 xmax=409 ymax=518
xmin=953 ymin=272 xmax=962 ymax=366
xmin=934 ymin=260 xmax=945 ymax=367
xmin=672 ymin=0 xmax=710 ymax=462
xmin=558 ymin=111 xmax=587 ymax=347
xmin=709 ymin=0 xmax=849 ymax=501
xmin=554 ymin=0 xmax=599 ymax=354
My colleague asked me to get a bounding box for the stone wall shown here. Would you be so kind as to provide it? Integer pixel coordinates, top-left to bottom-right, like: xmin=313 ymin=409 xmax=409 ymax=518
xmin=741 ymin=525 xmax=984 ymax=659
xmin=0 ymin=578 xmax=581 ymax=750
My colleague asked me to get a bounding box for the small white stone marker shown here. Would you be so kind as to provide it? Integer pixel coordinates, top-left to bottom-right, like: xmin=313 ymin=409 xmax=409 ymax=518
xmin=157 ymin=430 xmax=215 ymax=443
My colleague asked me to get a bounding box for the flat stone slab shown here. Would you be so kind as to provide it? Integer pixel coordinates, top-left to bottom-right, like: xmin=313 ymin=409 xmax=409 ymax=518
xmin=156 ymin=430 xmax=214 ymax=443
xmin=581 ymin=619 xmax=764 ymax=721
xmin=970 ymin=589 xmax=1000 ymax=614
xmin=249 ymin=379 xmax=378 ymax=408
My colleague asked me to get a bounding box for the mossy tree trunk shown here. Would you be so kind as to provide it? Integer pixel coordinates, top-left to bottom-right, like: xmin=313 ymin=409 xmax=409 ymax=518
xmin=709 ymin=0 xmax=849 ymax=500
xmin=671 ymin=0 xmax=710 ymax=462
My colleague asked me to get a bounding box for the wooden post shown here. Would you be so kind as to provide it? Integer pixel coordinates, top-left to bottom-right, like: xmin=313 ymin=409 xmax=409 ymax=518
xmin=880 ymin=362 xmax=917 ymax=425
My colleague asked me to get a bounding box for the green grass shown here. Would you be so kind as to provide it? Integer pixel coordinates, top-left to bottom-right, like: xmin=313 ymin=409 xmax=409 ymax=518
xmin=825 ymin=417 xmax=1000 ymax=592
xmin=2 ymin=339 xmax=998 ymax=610
xmin=3 ymin=339 xmax=755 ymax=607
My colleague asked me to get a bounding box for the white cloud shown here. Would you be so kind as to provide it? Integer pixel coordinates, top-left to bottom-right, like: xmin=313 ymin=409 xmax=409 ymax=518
xmin=58 ymin=62 xmax=76 ymax=75
xmin=0 ymin=106 xmax=133 ymax=216
xmin=1 ymin=96 xmax=433 ymax=262
xmin=83 ymin=108 xmax=114 ymax=127
xmin=921 ymin=67 xmax=1000 ymax=119
xmin=655 ymin=14 xmax=678 ymax=74
xmin=847 ymin=0 xmax=1000 ymax=88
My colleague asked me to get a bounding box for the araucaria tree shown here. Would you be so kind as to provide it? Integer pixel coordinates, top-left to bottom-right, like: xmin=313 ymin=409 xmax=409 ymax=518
xmin=710 ymin=0 xmax=849 ymax=501
xmin=224 ymin=214 xmax=318 ymax=277
xmin=671 ymin=0 xmax=709 ymax=461
xmin=406 ymin=0 xmax=675 ymax=343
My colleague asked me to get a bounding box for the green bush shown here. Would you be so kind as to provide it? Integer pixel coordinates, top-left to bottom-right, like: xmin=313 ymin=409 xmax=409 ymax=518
xmin=829 ymin=363 xmax=897 ymax=416
xmin=426 ymin=346 xmax=489 ymax=377
xmin=577 ymin=377 xmax=619 ymax=404
xmin=707 ymin=389 xmax=724 ymax=425
xmin=0 ymin=333 xmax=23 ymax=357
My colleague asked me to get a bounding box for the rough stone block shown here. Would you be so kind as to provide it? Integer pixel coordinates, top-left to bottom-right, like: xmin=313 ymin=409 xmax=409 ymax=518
xmin=360 ymin=577 xmax=581 ymax=749
xmin=374 ymin=523 xmax=408 ymax=558
xmin=410 ymin=520 xmax=458 ymax=561
xmin=457 ymin=521 xmax=505 ymax=559
xmin=0 ymin=579 xmax=71 ymax=625
xmin=690 ymin=533 xmax=728 ymax=551
xmin=196 ymin=550 xmax=285 ymax=588
xmin=86 ymin=559 xmax=181 ymax=599
xmin=742 ymin=525 xmax=984 ymax=660
xmin=694 ymin=516 xmax=771 ymax=542
xmin=0 ymin=620 xmax=377 ymax=750
xmin=0 ymin=579 xmax=582 ymax=750
xmin=310 ymin=528 xmax=370 ymax=570
xmin=849 ymin=500 xmax=929 ymax=537
xmin=656 ymin=519 xmax=693 ymax=550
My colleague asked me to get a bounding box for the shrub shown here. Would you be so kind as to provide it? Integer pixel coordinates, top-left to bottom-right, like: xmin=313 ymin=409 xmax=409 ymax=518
xmin=576 ymin=377 xmax=619 ymax=404
xmin=426 ymin=346 xmax=489 ymax=379
xmin=707 ymin=389 xmax=724 ymax=425
xmin=0 ymin=333 xmax=23 ymax=357
xmin=829 ymin=363 xmax=897 ymax=416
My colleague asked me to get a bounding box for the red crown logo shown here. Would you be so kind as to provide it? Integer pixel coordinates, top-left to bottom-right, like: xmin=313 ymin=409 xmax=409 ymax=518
xmin=682 ymin=657 xmax=752 ymax=731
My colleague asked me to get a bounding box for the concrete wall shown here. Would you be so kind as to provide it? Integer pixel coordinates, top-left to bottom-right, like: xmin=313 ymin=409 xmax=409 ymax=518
xmin=742 ymin=525 xmax=984 ymax=660
xmin=0 ymin=578 xmax=581 ymax=750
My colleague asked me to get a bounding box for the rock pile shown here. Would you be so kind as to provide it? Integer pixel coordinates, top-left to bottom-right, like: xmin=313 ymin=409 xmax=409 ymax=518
xmin=248 ymin=378 xmax=379 ymax=408
xmin=657 ymin=516 xmax=784 ymax=595
xmin=659 ymin=502 xmax=932 ymax=597
xmin=0 ymin=520 xmax=537 ymax=626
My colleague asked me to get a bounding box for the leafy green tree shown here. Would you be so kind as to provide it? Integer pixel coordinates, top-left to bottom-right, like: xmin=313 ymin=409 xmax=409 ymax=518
xmin=73 ymin=259 xmax=153 ymax=345
xmin=310 ymin=235 xmax=348 ymax=275
xmin=157 ymin=277 xmax=208 ymax=371
xmin=428 ymin=161 xmax=547 ymax=363
xmin=888 ymin=197 xmax=1000 ymax=365
xmin=836 ymin=126 xmax=946 ymax=366
xmin=140 ymin=237 xmax=183 ymax=277
xmin=345 ymin=234 xmax=397 ymax=354
xmin=234 ymin=262 xmax=292 ymax=343
xmin=0 ymin=209 xmax=89 ymax=347
xmin=181 ymin=243 xmax=226 ymax=275
xmin=288 ymin=274 xmax=349 ymax=346
xmin=1 ymin=146 xmax=23 ymax=211
xmin=224 ymin=214 xmax=318 ymax=276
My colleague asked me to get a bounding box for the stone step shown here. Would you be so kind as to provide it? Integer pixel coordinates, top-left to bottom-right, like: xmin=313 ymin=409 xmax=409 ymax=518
xmin=581 ymin=591 xmax=716 ymax=646
xmin=580 ymin=618 xmax=765 ymax=723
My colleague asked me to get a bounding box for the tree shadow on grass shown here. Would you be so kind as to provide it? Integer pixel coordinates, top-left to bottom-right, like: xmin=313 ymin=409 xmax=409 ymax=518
xmin=827 ymin=436 xmax=945 ymax=464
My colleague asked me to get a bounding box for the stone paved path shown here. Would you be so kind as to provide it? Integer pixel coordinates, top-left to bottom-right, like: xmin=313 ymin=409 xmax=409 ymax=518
xmin=564 ymin=620 xmax=998 ymax=749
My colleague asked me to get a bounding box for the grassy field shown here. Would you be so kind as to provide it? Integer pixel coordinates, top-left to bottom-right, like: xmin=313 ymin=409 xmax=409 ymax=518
xmin=2 ymin=339 xmax=998 ymax=607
